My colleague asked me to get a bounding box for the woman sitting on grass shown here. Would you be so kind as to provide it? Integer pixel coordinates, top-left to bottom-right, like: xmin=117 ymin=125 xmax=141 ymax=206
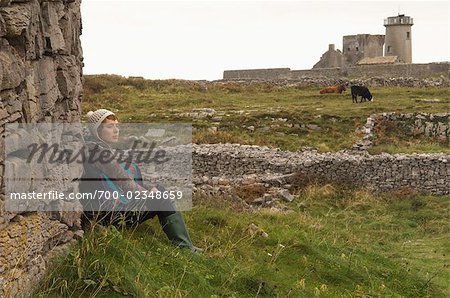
xmin=80 ymin=108 xmax=202 ymax=253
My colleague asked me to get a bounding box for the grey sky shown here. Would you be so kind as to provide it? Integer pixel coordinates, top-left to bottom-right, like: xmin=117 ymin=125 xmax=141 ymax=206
xmin=81 ymin=0 xmax=449 ymax=80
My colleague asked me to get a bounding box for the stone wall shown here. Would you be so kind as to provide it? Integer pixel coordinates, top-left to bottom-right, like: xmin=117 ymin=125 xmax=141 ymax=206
xmin=0 ymin=0 xmax=83 ymax=296
xmin=346 ymin=63 xmax=449 ymax=78
xmin=223 ymin=68 xmax=291 ymax=80
xmin=354 ymin=113 xmax=450 ymax=150
xmin=223 ymin=62 xmax=450 ymax=80
xmin=217 ymin=76 xmax=449 ymax=88
xmin=290 ymin=68 xmax=342 ymax=80
xmin=192 ymin=144 xmax=450 ymax=195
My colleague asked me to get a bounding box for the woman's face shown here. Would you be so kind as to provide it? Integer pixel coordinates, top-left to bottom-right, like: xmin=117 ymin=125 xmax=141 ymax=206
xmin=99 ymin=119 xmax=119 ymax=144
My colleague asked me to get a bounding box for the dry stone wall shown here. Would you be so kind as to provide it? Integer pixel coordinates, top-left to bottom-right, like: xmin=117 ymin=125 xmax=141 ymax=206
xmin=353 ymin=113 xmax=450 ymax=150
xmin=192 ymin=144 xmax=450 ymax=195
xmin=380 ymin=113 xmax=450 ymax=142
xmin=0 ymin=0 xmax=83 ymax=296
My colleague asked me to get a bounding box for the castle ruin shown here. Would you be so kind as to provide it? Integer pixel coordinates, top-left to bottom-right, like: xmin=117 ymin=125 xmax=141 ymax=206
xmin=223 ymin=14 xmax=447 ymax=80
xmin=314 ymin=14 xmax=413 ymax=68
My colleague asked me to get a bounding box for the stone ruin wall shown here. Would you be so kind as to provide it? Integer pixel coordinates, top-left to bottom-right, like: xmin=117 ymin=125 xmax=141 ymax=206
xmin=0 ymin=0 xmax=83 ymax=296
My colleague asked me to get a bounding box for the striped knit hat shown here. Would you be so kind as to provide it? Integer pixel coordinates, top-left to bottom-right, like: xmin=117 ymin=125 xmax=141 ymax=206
xmin=86 ymin=109 xmax=115 ymax=139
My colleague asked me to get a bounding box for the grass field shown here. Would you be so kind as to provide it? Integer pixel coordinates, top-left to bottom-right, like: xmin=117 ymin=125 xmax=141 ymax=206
xmin=81 ymin=75 xmax=449 ymax=153
xmin=33 ymin=75 xmax=449 ymax=297
xmin=35 ymin=186 xmax=449 ymax=297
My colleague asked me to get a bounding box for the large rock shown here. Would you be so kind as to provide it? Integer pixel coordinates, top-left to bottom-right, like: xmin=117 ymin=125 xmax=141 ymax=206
xmin=0 ymin=43 xmax=26 ymax=89
xmin=41 ymin=1 xmax=65 ymax=54
xmin=0 ymin=2 xmax=32 ymax=37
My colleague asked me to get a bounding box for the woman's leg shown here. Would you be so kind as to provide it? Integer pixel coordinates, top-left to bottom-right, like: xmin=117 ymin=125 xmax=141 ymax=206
xmin=133 ymin=195 xmax=201 ymax=253
xmin=158 ymin=211 xmax=203 ymax=253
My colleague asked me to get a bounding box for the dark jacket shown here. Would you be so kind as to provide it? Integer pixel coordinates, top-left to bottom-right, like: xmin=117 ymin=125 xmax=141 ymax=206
xmin=80 ymin=135 xmax=153 ymax=226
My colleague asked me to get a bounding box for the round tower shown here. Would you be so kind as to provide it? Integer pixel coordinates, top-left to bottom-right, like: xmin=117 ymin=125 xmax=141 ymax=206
xmin=384 ymin=14 xmax=413 ymax=63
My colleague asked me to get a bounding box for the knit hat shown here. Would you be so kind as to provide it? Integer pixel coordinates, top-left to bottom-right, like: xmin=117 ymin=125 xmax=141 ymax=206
xmin=86 ymin=109 xmax=116 ymax=139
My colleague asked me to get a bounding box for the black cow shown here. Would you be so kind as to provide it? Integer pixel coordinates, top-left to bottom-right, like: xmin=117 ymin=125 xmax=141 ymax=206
xmin=351 ymin=86 xmax=373 ymax=103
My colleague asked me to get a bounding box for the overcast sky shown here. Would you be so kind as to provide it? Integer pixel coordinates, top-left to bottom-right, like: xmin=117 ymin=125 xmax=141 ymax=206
xmin=81 ymin=0 xmax=449 ymax=80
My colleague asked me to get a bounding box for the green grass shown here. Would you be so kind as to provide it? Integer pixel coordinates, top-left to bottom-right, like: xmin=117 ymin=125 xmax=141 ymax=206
xmin=82 ymin=75 xmax=450 ymax=153
xmin=34 ymin=187 xmax=450 ymax=297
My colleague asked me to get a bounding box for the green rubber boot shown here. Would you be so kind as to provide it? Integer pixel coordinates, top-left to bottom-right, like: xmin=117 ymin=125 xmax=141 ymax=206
xmin=159 ymin=212 xmax=203 ymax=254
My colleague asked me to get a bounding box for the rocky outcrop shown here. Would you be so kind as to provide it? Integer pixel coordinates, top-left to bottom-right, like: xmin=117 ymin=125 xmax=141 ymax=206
xmin=0 ymin=0 xmax=83 ymax=296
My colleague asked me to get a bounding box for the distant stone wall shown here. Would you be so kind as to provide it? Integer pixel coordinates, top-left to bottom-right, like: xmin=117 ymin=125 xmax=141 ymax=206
xmin=223 ymin=62 xmax=450 ymax=80
xmin=346 ymin=63 xmax=449 ymax=78
xmin=216 ymin=76 xmax=449 ymax=88
xmin=0 ymin=0 xmax=83 ymax=296
xmin=223 ymin=68 xmax=291 ymax=80
xmin=354 ymin=113 xmax=450 ymax=150
xmin=193 ymin=144 xmax=450 ymax=195
xmin=290 ymin=68 xmax=341 ymax=79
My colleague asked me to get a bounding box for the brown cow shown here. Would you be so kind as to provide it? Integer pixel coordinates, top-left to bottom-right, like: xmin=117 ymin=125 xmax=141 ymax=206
xmin=319 ymin=85 xmax=346 ymax=94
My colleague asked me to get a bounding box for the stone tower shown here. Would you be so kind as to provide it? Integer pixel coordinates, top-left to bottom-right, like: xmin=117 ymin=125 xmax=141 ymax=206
xmin=384 ymin=14 xmax=413 ymax=63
